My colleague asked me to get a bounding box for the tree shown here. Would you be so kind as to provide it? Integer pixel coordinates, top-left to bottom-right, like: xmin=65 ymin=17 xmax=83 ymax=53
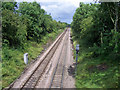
xmin=72 ymin=2 xmax=120 ymax=57
xmin=2 ymin=9 xmax=27 ymax=47
xmin=2 ymin=1 xmax=17 ymax=11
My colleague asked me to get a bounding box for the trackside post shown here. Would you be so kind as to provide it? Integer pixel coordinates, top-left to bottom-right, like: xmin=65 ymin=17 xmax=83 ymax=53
xmin=24 ymin=53 xmax=28 ymax=64
xmin=75 ymin=44 xmax=79 ymax=75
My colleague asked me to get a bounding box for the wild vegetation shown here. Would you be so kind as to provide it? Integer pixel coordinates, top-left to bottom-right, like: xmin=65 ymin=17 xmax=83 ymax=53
xmin=71 ymin=2 xmax=120 ymax=88
xmin=2 ymin=1 xmax=67 ymax=88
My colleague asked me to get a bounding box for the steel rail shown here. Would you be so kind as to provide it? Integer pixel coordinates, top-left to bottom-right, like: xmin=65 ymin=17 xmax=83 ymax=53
xmin=21 ymin=29 xmax=67 ymax=89
xmin=61 ymin=30 xmax=69 ymax=88
xmin=49 ymin=29 xmax=69 ymax=88
xmin=8 ymin=29 xmax=67 ymax=89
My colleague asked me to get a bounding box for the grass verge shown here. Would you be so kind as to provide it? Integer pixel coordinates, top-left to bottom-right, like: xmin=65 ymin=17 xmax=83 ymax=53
xmin=2 ymin=29 xmax=64 ymax=88
xmin=72 ymin=36 xmax=120 ymax=88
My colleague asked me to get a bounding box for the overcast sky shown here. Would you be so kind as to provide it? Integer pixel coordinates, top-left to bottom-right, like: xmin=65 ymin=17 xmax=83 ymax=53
xmin=16 ymin=0 xmax=95 ymax=24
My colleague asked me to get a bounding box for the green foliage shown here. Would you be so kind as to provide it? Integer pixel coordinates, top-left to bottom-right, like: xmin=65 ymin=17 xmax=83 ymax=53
xmin=2 ymin=1 xmax=67 ymax=88
xmin=71 ymin=3 xmax=99 ymax=47
xmin=72 ymin=2 xmax=120 ymax=57
xmin=18 ymin=2 xmax=66 ymax=42
xmin=73 ymin=40 xmax=119 ymax=88
xmin=2 ymin=1 xmax=17 ymax=11
xmin=2 ymin=28 xmax=64 ymax=89
xmin=2 ymin=1 xmax=67 ymax=47
xmin=2 ymin=9 xmax=27 ymax=47
xmin=71 ymin=2 xmax=120 ymax=88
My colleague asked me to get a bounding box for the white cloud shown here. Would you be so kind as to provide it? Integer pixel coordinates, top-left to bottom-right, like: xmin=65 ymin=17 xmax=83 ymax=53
xmin=40 ymin=1 xmax=77 ymax=23
xmin=16 ymin=0 xmax=95 ymax=24
xmin=16 ymin=0 xmax=94 ymax=7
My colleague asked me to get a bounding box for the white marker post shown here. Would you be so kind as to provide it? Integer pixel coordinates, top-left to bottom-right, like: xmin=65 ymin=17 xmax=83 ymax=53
xmin=24 ymin=53 xmax=28 ymax=64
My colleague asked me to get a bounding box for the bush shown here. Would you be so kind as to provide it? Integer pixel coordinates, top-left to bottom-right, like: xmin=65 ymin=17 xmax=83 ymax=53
xmin=2 ymin=9 xmax=27 ymax=47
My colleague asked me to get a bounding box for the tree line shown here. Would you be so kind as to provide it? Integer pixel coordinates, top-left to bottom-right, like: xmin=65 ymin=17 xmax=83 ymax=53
xmin=2 ymin=1 xmax=67 ymax=48
xmin=2 ymin=1 xmax=67 ymax=88
xmin=71 ymin=2 xmax=120 ymax=61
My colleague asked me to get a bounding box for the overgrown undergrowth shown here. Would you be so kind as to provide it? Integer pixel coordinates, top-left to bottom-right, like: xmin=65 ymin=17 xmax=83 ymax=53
xmin=2 ymin=29 xmax=63 ymax=88
xmin=71 ymin=2 xmax=120 ymax=88
xmin=73 ymin=39 xmax=120 ymax=88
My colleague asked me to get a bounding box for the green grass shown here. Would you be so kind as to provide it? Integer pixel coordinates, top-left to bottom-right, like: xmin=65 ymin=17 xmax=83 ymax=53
xmin=2 ymin=29 xmax=64 ymax=89
xmin=73 ymin=38 xmax=119 ymax=88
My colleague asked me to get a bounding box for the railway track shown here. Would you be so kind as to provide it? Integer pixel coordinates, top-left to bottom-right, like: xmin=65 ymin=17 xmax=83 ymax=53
xmin=22 ymin=30 xmax=67 ymax=89
xmin=7 ymin=28 xmax=71 ymax=89
xmin=49 ymin=29 xmax=69 ymax=88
